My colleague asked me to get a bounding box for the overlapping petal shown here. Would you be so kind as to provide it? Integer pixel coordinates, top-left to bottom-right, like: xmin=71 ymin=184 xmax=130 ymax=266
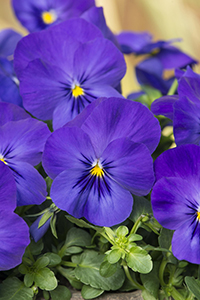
xmin=151 ymin=95 xmax=178 ymax=120
xmin=50 ymin=169 xmax=133 ymax=227
xmin=0 ymin=29 xmax=22 ymax=58
xmin=77 ymin=97 xmax=161 ymax=156
xmin=12 ymin=0 xmax=95 ymax=32
xmin=0 ymin=102 xmax=29 ymax=127
xmin=154 ymin=144 xmax=200 ymax=181
xmin=0 ymin=162 xmax=16 ymax=211
xmin=0 ymin=210 xmax=30 ymax=270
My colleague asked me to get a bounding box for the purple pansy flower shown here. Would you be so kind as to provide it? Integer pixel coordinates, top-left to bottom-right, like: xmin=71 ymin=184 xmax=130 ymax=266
xmin=0 ymin=29 xmax=23 ymax=106
xmin=0 ymin=102 xmax=30 ymax=126
xmin=12 ymin=0 xmax=95 ymax=32
xmin=151 ymin=67 xmax=200 ymax=146
xmin=14 ymin=18 xmax=126 ymax=129
xmin=0 ymin=113 xmax=50 ymax=206
xmin=151 ymin=144 xmax=200 ymax=264
xmin=117 ymin=31 xmax=197 ymax=94
xmin=0 ymin=29 xmax=22 ymax=59
xmin=0 ymin=162 xmax=30 ymax=270
xmin=42 ymin=97 xmax=160 ymax=227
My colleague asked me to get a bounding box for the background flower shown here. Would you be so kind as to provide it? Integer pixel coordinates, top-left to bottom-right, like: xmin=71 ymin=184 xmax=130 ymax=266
xmin=12 ymin=0 xmax=95 ymax=32
xmin=151 ymin=144 xmax=200 ymax=264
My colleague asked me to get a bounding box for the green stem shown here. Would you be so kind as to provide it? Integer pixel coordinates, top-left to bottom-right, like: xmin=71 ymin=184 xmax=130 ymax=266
xmin=159 ymin=258 xmax=168 ymax=287
xmin=167 ymin=79 xmax=178 ymax=95
xmin=61 ymin=261 xmax=77 ymax=268
xmin=130 ymin=215 xmax=143 ymax=235
xmin=123 ymin=264 xmax=145 ymax=291
xmin=170 ymin=287 xmax=184 ymax=300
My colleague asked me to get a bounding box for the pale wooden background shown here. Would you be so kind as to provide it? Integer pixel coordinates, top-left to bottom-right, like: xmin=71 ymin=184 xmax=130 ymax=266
xmin=0 ymin=0 xmax=200 ymax=96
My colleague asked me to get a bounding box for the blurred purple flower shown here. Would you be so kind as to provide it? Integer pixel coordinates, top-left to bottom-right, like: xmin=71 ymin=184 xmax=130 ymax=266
xmin=117 ymin=31 xmax=197 ymax=94
xmin=14 ymin=18 xmax=126 ymax=129
xmin=151 ymin=67 xmax=200 ymax=146
xmin=0 ymin=29 xmax=23 ymax=106
xmin=12 ymin=0 xmax=95 ymax=32
xmin=42 ymin=97 xmax=160 ymax=226
xmin=151 ymin=144 xmax=200 ymax=264
xmin=0 ymin=162 xmax=30 ymax=270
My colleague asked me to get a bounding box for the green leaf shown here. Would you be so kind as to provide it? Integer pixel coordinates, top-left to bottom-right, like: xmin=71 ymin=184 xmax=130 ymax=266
xmin=43 ymin=253 xmax=61 ymax=267
xmin=34 ymin=267 xmax=57 ymax=291
xmin=28 ymin=239 xmax=44 ymax=256
xmin=57 ymin=266 xmax=83 ymax=290
xmin=140 ymin=261 xmax=160 ymax=298
xmin=24 ymin=273 xmax=34 ymax=288
xmin=185 ymin=276 xmax=200 ymax=300
xmin=128 ymin=234 xmax=143 ymax=242
xmin=126 ymin=246 xmax=153 ymax=274
xmin=0 ymin=277 xmax=34 ymax=300
xmin=66 ymin=216 xmax=100 ymax=231
xmin=99 ymin=261 xmax=118 ymax=278
xmin=65 ymin=227 xmax=91 ymax=248
xmin=158 ymin=227 xmax=173 ymax=251
xmin=129 ymin=196 xmax=152 ymax=223
xmin=34 ymin=256 xmax=50 ymax=270
xmin=115 ymin=226 xmax=129 ymax=237
xmin=50 ymin=285 xmax=71 ymax=300
xmin=50 ymin=215 xmax=58 ymax=239
xmin=107 ymin=249 xmax=122 ymax=264
xmin=39 ymin=211 xmax=53 ymax=228
xmin=142 ymin=289 xmax=157 ymax=300
xmin=81 ymin=285 xmax=104 ymax=299
xmin=43 ymin=290 xmax=50 ymax=300
xmin=66 ymin=246 xmax=83 ymax=254
xmin=74 ymin=250 xmax=125 ymax=291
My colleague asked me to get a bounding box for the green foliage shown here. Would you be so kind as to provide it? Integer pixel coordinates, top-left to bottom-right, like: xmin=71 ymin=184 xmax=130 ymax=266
xmin=72 ymin=250 xmax=125 ymax=291
xmin=81 ymin=285 xmax=104 ymax=299
xmin=50 ymin=285 xmax=71 ymax=300
xmin=126 ymin=246 xmax=152 ymax=274
xmin=0 ymin=277 xmax=34 ymax=300
xmin=185 ymin=276 xmax=200 ymax=299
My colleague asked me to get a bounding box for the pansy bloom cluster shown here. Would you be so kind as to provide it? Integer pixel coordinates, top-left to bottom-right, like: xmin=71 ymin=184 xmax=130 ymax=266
xmin=0 ymin=0 xmax=200 ymax=299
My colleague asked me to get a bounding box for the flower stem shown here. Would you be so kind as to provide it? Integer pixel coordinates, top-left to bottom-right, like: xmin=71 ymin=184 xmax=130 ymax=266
xmin=123 ymin=264 xmax=145 ymax=291
xmin=159 ymin=258 xmax=168 ymax=287
xmin=130 ymin=215 xmax=143 ymax=235
xmin=170 ymin=287 xmax=184 ymax=300
xmin=167 ymin=78 xmax=178 ymax=95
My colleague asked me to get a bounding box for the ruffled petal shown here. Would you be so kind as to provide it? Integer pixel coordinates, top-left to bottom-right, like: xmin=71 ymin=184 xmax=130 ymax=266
xmin=9 ymin=161 xmax=47 ymax=206
xmin=154 ymin=144 xmax=200 ymax=181
xmin=42 ymin=126 xmax=96 ymax=179
xmin=0 ymin=210 xmax=30 ymax=270
xmin=101 ymin=138 xmax=154 ymax=196
xmin=172 ymin=220 xmax=200 ymax=264
xmin=0 ymin=118 xmax=50 ymax=166
xmin=51 ymin=169 xmax=133 ymax=227
xmin=151 ymin=95 xmax=178 ymax=120
xmin=80 ymin=97 xmax=161 ymax=156
xmin=151 ymin=176 xmax=200 ymax=230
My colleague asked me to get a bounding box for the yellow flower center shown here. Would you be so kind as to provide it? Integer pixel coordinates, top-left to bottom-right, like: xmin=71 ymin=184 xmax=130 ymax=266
xmin=0 ymin=157 xmax=7 ymax=165
xmin=197 ymin=211 xmax=200 ymax=221
xmin=72 ymin=85 xmax=84 ymax=98
xmin=42 ymin=11 xmax=57 ymax=24
xmin=151 ymin=48 xmax=160 ymax=55
xmin=90 ymin=164 xmax=104 ymax=177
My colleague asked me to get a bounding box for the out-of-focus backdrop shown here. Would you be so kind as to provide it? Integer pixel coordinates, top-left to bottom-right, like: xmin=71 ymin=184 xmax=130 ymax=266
xmin=0 ymin=0 xmax=199 ymax=97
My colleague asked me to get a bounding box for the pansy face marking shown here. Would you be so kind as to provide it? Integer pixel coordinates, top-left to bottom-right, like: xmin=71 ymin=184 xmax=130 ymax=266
xmin=41 ymin=10 xmax=57 ymax=25
xmin=72 ymin=84 xmax=84 ymax=98
xmin=90 ymin=160 xmax=104 ymax=177
xmin=0 ymin=154 xmax=7 ymax=165
xmin=196 ymin=211 xmax=200 ymax=221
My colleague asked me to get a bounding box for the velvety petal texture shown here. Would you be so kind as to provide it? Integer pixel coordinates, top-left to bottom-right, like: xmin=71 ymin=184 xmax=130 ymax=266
xmin=12 ymin=0 xmax=95 ymax=32
xmin=0 ymin=102 xmax=30 ymax=127
xmin=151 ymin=67 xmax=200 ymax=146
xmin=0 ymin=118 xmax=50 ymax=206
xmin=151 ymin=144 xmax=200 ymax=264
xmin=69 ymin=97 xmax=161 ymax=155
xmin=43 ymin=97 xmax=158 ymax=226
xmin=0 ymin=162 xmax=30 ymax=270
xmin=14 ymin=19 xmax=126 ymax=125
